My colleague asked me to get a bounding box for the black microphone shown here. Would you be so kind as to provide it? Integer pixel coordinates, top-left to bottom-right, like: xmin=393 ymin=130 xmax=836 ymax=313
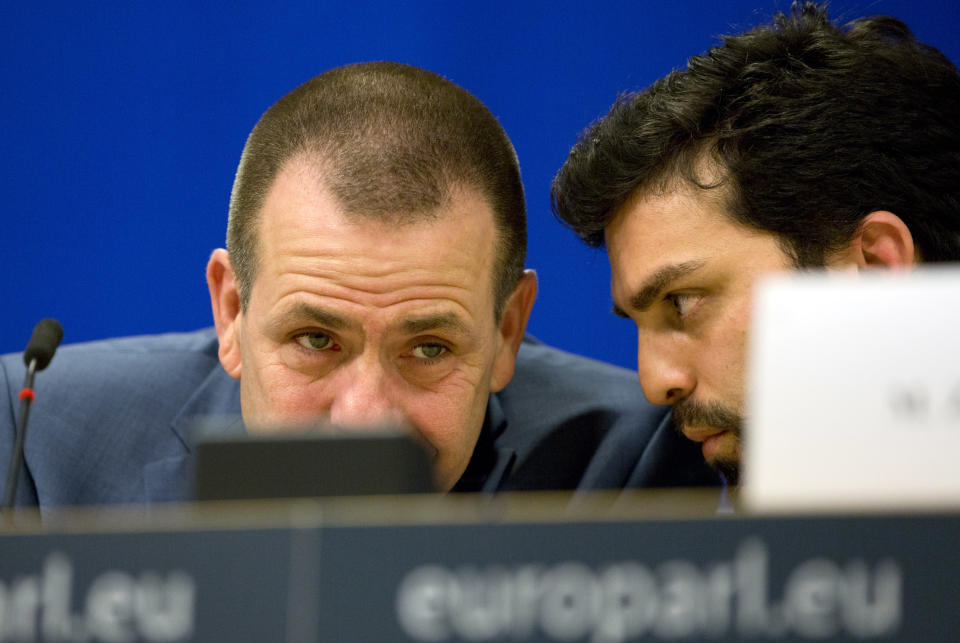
xmin=24 ymin=318 xmax=64 ymax=371
xmin=3 ymin=319 xmax=64 ymax=512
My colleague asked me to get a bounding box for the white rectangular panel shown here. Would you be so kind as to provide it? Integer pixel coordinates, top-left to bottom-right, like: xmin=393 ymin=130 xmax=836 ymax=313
xmin=744 ymin=268 xmax=960 ymax=511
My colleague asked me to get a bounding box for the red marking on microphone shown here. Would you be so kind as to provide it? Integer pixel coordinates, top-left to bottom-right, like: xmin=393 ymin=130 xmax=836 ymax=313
xmin=19 ymin=388 xmax=35 ymax=402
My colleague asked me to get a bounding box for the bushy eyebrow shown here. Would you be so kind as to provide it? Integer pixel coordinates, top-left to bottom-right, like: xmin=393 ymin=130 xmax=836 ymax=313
xmin=269 ymin=303 xmax=469 ymax=338
xmin=612 ymin=260 xmax=706 ymax=317
xmin=269 ymin=302 xmax=351 ymax=332
xmin=401 ymin=313 xmax=469 ymax=336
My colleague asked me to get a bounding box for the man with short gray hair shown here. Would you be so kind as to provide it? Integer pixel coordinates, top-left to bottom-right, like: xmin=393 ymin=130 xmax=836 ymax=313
xmin=1 ymin=62 xmax=717 ymax=508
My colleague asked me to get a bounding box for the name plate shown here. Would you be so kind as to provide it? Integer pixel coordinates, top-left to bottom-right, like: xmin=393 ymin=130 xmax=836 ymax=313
xmin=1 ymin=506 xmax=959 ymax=641
xmin=746 ymin=269 xmax=960 ymax=511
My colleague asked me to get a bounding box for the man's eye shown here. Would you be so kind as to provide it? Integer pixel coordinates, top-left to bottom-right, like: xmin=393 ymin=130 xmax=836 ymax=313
xmin=412 ymin=343 xmax=447 ymax=359
xmin=295 ymin=333 xmax=336 ymax=351
xmin=667 ymin=293 xmax=700 ymax=317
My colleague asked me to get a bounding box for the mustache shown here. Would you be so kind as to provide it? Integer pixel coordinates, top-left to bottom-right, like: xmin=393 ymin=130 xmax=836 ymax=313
xmin=671 ymin=399 xmax=743 ymax=435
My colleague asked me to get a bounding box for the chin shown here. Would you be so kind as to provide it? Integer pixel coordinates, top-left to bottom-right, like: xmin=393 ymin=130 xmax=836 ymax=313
xmin=710 ymin=457 xmax=740 ymax=486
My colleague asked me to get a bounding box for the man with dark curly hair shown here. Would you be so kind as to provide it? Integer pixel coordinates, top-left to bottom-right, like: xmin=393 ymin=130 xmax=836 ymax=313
xmin=552 ymin=2 xmax=960 ymax=484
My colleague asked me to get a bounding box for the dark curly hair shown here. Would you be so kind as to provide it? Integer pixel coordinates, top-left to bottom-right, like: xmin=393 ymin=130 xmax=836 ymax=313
xmin=551 ymin=2 xmax=960 ymax=266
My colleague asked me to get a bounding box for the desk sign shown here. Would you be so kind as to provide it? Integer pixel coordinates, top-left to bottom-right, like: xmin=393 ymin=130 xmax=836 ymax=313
xmin=745 ymin=268 xmax=960 ymax=511
xmin=1 ymin=511 xmax=960 ymax=642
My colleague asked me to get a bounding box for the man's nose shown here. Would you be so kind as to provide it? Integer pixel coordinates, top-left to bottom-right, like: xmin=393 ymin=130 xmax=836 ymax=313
xmin=328 ymin=359 xmax=406 ymax=429
xmin=635 ymin=331 xmax=695 ymax=406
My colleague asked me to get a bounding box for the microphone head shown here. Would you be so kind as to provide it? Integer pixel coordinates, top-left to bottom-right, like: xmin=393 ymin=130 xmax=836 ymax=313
xmin=23 ymin=318 xmax=64 ymax=371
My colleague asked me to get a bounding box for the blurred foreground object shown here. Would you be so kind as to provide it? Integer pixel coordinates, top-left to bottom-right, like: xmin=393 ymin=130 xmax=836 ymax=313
xmin=746 ymin=269 xmax=960 ymax=511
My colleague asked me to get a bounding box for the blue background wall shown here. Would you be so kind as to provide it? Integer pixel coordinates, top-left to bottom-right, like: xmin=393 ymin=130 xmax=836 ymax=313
xmin=3 ymin=1 xmax=957 ymax=371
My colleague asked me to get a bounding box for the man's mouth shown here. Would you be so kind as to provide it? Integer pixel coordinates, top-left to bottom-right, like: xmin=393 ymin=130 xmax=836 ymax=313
xmin=681 ymin=425 xmax=726 ymax=443
xmin=681 ymin=426 xmax=734 ymax=463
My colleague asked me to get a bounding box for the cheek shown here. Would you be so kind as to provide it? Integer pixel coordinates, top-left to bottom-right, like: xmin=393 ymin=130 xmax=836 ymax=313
xmin=242 ymin=358 xmax=335 ymax=427
xmin=402 ymin=372 xmax=487 ymax=449
xmin=699 ymin=297 xmax=753 ymax=403
xmin=402 ymin=370 xmax=491 ymax=485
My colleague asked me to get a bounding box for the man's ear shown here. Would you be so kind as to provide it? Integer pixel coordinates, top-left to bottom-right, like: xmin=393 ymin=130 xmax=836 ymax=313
xmin=207 ymin=248 xmax=243 ymax=379
xmin=838 ymin=211 xmax=917 ymax=270
xmin=490 ymin=270 xmax=538 ymax=392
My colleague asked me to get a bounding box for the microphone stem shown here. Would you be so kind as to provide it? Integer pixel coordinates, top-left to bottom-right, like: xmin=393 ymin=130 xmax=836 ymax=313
xmin=3 ymin=358 xmax=38 ymax=511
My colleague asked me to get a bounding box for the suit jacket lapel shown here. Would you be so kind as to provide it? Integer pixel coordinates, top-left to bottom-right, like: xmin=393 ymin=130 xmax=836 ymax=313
xmin=143 ymin=364 xmax=242 ymax=503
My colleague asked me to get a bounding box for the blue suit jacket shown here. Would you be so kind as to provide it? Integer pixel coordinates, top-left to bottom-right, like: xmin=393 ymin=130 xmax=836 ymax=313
xmin=0 ymin=329 xmax=718 ymax=513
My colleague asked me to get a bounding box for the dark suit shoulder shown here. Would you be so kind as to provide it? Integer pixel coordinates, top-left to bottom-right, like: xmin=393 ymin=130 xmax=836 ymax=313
xmin=0 ymin=328 xmax=238 ymax=508
xmin=32 ymin=326 xmax=221 ymax=361
xmin=1 ymin=327 xmax=223 ymax=405
xmin=495 ymin=340 xmax=671 ymax=490
xmin=507 ymin=339 xmax=649 ymax=408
